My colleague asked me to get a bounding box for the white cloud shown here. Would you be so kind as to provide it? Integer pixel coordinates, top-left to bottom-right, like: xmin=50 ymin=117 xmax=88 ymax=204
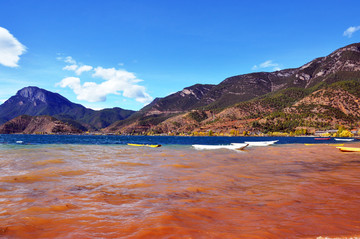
xmin=123 ymin=84 xmax=152 ymax=103
xmin=343 ymin=26 xmax=360 ymax=38
xmin=63 ymin=64 xmax=78 ymax=71
xmin=57 ymin=62 xmax=153 ymax=104
xmin=75 ymin=65 xmax=93 ymax=75
xmin=92 ymin=67 xmax=143 ymax=84
xmin=0 ymin=27 xmax=26 ymax=67
xmin=57 ymin=77 xmax=81 ymax=92
xmin=60 ymin=56 xmax=93 ymax=75
xmin=64 ymin=56 xmax=76 ymax=64
xmin=92 ymin=67 xmax=152 ymax=103
xmin=252 ymin=60 xmax=281 ymax=71
xmin=57 ymin=76 xmax=107 ymax=102
xmin=260 ymin=60 xmax=278 ymax=68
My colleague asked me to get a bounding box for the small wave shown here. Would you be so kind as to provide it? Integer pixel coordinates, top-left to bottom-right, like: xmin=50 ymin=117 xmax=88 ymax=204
xmin=33 ymin=159 xmax=65 ymax=166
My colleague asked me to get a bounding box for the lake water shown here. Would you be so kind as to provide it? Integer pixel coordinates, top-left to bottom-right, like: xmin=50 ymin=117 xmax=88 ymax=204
xmin=1 ymin=135 xmax=360 ymax=238
xmin=0 ymin=134 xmax=355 ymax=146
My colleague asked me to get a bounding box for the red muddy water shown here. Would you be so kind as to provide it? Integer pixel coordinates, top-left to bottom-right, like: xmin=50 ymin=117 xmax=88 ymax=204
xmin=1 ymin=143 xmax=360 ymax=238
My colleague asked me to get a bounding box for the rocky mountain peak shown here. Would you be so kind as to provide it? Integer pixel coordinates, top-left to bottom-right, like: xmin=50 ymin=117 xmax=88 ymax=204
xmin=16 ymin=86 xmax=47 ymax=103
xmin=333 ymin=42 xmax=360 ymax=54
xmin=287 ymin=42 xmax=360 ymax=88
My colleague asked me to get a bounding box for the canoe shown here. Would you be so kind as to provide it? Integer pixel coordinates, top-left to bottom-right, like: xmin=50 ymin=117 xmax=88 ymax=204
xmin=336 ymin=147 xmax=360 ymax=152
xmin=314 ymin=138 xmax=331 ymax=140
xmin=192 ymin=143 xmax=248 ymax=150
xmin=334 ymin=138 xmax=354 ymax=142
xmin=305 ymin=144 xmax=344 ymax=146
xmin=239 ymin=140 xmax=278 ymax=146
xmin=127 ymin=143 xmax=161 ymax=148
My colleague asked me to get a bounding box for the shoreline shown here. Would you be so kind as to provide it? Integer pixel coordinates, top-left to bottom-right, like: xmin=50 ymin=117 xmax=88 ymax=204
xmin=1 ymin=132 xmax=359 ymax=138
xmin=0 ymin=134 xmax=359 ymax=148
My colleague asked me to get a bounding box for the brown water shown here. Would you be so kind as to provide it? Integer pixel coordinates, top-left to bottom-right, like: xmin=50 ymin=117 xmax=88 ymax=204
xmin=1 ymin=143 xmax=360 ymax=238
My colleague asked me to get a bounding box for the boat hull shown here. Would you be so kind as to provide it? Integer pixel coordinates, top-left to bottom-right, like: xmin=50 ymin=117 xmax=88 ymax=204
xmin=232 ymin=140 xmax=278 ymax=147
xmin=336 ymin=147 xmax=360 ymax=152
xmin=127 ymin=143 xmax=161 ymax=148
xmin=305 ymin=144 xmax=344 ymax=146
xmin=334 ymin=138 xmax=354 ymax=142
xmin=192 ymin=144 xmax=248 ymax=150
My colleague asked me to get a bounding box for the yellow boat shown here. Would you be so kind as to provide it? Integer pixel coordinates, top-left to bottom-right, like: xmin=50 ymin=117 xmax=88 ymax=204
xmin=304 ymin=144 xmax=344 ymax=146
xmin=127 ymin=143 xmax=161 ymax=148
xmin=336 ymin=147 xmax=360 ymax=152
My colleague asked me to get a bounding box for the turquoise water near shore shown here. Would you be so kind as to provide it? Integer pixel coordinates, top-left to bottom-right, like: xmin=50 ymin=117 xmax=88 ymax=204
xmin=1 ymin=135 xmax=360 ymax=238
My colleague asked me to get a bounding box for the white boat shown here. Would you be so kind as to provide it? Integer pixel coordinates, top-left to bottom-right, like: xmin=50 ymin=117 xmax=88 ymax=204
xmin=334 ymin=138 xmax=354 ymax=142
xmin=232 ymin=140 xmax=278 ymax=147
xmin=192 ymin=143 xmax=248 ymax=150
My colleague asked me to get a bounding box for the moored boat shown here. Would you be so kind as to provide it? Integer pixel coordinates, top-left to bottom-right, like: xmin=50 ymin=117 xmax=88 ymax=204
xmin=336 ymin=147 xmax=360 ymax=152
xmin=305 ymin=143 xmax=344 ymax=146
xmin=314 ymin=137 xmax=331 ymax=140
xmin=334 ymin=138 xmax=354 ymax=142
xmin=192 ymin=143 xmax=248 ymax=150
xmin=127 ymin=143 xmax=162 ymax=148
xmin=241 ymin=140 xmax=278 ymax=146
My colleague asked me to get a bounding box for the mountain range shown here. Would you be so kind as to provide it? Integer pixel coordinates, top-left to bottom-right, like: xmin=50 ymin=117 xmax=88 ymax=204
xmin=0 ymin=86 xmax=135 ymax=131
xmin=103 ymin=42 xmax=360 ymax=135
xmin=1 ymin=42 xmax=360 ymax=135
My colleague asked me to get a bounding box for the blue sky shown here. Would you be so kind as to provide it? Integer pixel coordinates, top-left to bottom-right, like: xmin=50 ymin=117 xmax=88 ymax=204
xmin=0 ymin=0 xmax=359 ymax=110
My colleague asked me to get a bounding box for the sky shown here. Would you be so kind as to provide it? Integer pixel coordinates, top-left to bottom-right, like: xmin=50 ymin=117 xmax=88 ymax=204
xmin=0 ymin=0 xmax=360 ymax=111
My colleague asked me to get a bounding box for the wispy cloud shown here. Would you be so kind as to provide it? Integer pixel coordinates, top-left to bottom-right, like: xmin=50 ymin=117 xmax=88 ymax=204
xmin=0 ymin=27 xmax=26 ymax=67
xmin=64 ymin=56 xmax=76 ymax=64
xmin=57 ymin=56 xmax=153 ymax=104
xmin=75 ymin=65 xmax=93 ymax=75
xmin=59 ymin=57 xmax=93 ymax=75
xmin=63 ymin=64 xmax=78 ymax=71
xmin=343 ymin=25 xmax=360 ymax=38
xmin=252 ymin=60 xmax=281 ymax=72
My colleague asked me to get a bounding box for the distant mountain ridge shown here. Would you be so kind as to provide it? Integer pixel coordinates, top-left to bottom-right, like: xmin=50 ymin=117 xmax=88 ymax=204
xmin=0 ymin=86 xmax=80 ymax=123
xmin=0 ymin=86 xmax=135 ymax=130
xmin=104 ymin=42 xmax=360 ymax=134
xmin=188 ymin=42 xmax=360 ymax=109
xmin=1 ymin=43 xmax=360 ymax=135
xmin=142 ymin=84 xmax=216 ymax=115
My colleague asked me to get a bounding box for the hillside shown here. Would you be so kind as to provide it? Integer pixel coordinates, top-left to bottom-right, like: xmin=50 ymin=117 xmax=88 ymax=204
xmin=101 ymin=84 xmax=215 ymax=134
xmin=131 ymin=80 xmax=360 ymax=135
xmin=104 ymin=42 xmax=360 ymax=134
xmin=0 ymin=115 xmax=82 ymax=134
xmin=142 ymin=84 xmax=216 ymax=115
